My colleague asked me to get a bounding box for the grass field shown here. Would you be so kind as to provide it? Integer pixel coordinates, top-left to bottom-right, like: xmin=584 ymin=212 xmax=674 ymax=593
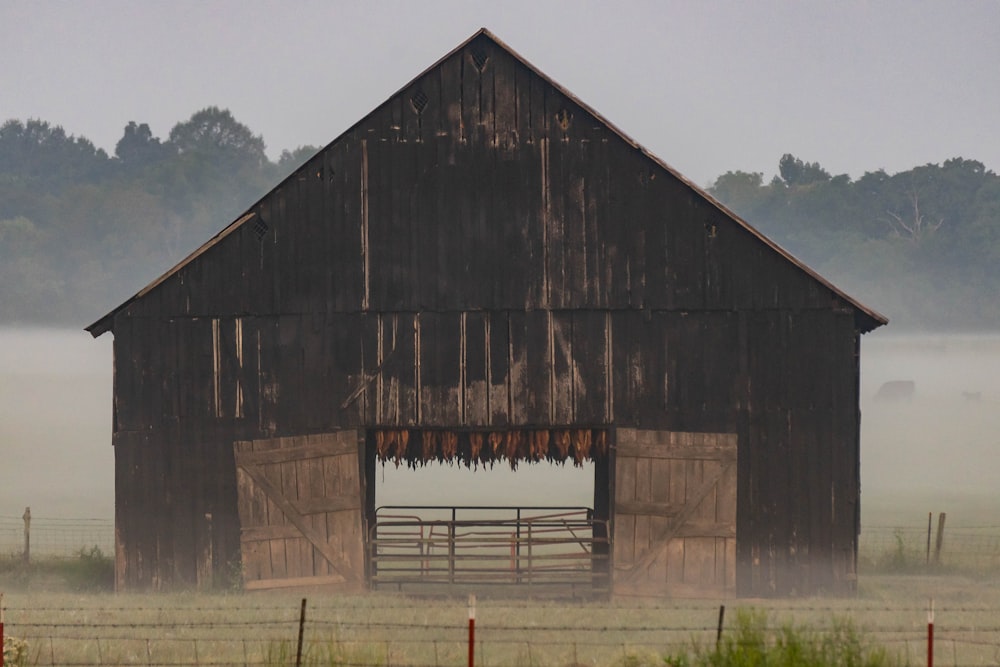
xmin=3 ymin=571 xmax=1000 ymax=666
xmin=3 ymin=333 xmax=1000 ymax=665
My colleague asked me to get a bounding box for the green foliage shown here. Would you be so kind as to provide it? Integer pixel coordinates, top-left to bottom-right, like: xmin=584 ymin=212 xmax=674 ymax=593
xmin=0 ymin=547 xmax=114 ymax=592
xmin=710 ymin=154 xmax=1000 ymax=329
xmin=1 ymin=108 xmax=999 ymax=332
xmin=662 ymin=610 xmax=900 ymax=667
xmin=265 ymin=639 xmax=387 ymax=666
xmin=168 ymin=106 xmax=267 ymax=169
xmin=778 ymin=153 xmax=831 ymax=186
xmin=3 ymin=635 xmax=32 ymax=667
xmin=56 ymin=545 xmax=115 ymax=591
xmin=0 ymin=108 xmax=288 ymax=325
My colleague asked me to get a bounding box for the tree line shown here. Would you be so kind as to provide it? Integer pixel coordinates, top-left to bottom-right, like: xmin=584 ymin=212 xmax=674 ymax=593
xmin=709 ymin=155 xmax=1000 ymax=329
xmin=0 ymin=108 xmax=317 ymax=326
xmin=1 ymin=108 xmax=998 ymax=330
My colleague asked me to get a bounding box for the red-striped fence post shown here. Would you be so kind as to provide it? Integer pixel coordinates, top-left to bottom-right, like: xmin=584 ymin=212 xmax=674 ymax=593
xmin=468 ymin=594 xmax=476 ymax=667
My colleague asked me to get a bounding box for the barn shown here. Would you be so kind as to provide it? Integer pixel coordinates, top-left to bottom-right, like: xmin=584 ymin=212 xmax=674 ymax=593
xmin=87 ymin=28 xmax=886 ymax=597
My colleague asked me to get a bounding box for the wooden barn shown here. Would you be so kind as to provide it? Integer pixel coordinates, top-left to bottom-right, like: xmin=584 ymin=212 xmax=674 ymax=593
xmin=87 ymin=29 xmax=886 ymax=597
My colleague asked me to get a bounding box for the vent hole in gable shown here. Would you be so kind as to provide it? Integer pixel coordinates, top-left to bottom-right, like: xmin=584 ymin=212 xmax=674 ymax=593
xmin=470 ymin=47 xmax=489 ymax=72
xmin=410 ymin=89 xmax=429 ymax=114
xmin=252 ymin=216 xmax=269 ymax=241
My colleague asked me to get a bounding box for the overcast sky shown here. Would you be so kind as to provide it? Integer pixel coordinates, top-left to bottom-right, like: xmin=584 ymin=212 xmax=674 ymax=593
xmin=3 ymin=0 xmax=998 ymax=187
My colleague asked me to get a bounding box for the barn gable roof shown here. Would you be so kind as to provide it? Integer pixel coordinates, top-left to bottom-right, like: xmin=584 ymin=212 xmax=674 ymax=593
xmin=87 ymin=28 xmax=887 ymax=338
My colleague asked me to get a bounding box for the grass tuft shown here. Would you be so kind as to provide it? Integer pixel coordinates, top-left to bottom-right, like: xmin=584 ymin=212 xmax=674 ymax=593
xmin=662 ymin=610 xmax=901 ymax=667
xmin=0 ymin=546 xmax=113 ymax=592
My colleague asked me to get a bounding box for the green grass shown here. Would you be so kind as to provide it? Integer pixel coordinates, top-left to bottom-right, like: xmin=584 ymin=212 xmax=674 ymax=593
xmin=6 ymin=574 xmax=1000 ymax=665
xmin=0 ymin=545 xmax=114 ymax=592
xmin=660 ymin=611 xmax=900 ymax=667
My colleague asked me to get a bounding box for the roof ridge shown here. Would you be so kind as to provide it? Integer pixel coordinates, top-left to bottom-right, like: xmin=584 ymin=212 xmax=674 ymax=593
xmin=87 ymin=28 xmax=886 ymax=337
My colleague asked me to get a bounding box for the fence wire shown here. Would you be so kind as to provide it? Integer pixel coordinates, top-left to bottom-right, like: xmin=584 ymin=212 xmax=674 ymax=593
xmin=4 ymin=516 xmax=1000 ymax=569
xmin=4 ymin=598 xmax=1000 ymax=666
xmin=0 ymin=516 xmax=113 ymax=558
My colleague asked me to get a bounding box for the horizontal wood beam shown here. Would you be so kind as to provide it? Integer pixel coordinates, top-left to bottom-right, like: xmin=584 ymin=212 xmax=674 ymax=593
xmin=234 ymin=439 xmax=358 ymax=466
xmin=245 ymin=574 xmax=346 ymax=591
xmin=616 ymin=443 xmax=735 ymax=462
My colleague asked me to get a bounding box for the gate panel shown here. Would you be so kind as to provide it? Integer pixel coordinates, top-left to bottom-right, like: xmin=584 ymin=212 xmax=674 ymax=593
xmin=234 ymin=431 xmax=365 ymax=591
xmin=613 ymin=429 xmax=737 ymax=597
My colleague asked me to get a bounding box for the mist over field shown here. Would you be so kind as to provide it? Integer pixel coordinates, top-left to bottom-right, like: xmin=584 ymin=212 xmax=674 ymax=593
xmin=860 ymin=332 xmax=1000 ymax=525
xmin=0 ymin=328 xmax=113 ymax=519
xmin=2 ymin=327 xmax=998 ymax=527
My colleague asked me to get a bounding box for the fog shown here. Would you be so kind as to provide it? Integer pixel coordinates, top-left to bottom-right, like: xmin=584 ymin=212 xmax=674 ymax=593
xmin=2 ymin=327 xmax=998 ymax=525
xmin=0 ymin=328 xmax=113 ymax=519
xmin=860 ymin=331 xmax=1000 ymax=525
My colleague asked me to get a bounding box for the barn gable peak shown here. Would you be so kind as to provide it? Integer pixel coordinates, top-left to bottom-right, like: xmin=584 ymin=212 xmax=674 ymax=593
xmin=86 ymin=28 xmax=886 ymax=337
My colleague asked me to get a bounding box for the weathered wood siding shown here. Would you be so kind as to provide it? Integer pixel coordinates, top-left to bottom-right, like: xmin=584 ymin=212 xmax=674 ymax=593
xmin=234 ymin=431 xmax=365 ymax=591
xmin=107 ymin=33 xmax=867 ymax=594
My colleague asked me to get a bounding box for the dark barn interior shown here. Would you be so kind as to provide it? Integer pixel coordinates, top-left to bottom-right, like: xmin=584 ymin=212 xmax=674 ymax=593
xmin=87 ymin=29 xmax=886 ymax=597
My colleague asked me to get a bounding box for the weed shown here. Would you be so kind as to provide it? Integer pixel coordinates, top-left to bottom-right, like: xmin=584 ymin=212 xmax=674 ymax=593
xmin=0 ymin=546 xmax=113 ymax=592
xmin=55 ymin=546 xmax=114 ymax=591
xmin=3 ymin=635 xmax=31 ymax=667
xmin=661 ymin=610 xmax=901 ymax=667
xmin=265 ymin=639 xmax=386 ymax=666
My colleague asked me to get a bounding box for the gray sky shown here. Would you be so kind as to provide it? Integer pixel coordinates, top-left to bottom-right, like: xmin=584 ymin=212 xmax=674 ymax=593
xmin=3 ymin=0 xmax=998 ymax=187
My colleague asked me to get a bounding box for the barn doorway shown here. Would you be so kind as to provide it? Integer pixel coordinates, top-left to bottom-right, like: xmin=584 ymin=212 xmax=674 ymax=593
xmin=365 ymin=428 xmax=611 ymax=597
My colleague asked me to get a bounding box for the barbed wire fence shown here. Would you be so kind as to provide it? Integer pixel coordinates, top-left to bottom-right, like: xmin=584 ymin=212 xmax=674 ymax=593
xmin=3 ymin=515 xmax=1000 ymax=665
xmin=8 ymin=515 xmax=1000 ymax=570
xmin=859 ymin=524 xmax=1000 ymax=572
xmin=3 ymin=599 xmax=1000 ymax=666
xmin=0 ymin=515 xmax=113 ymax=559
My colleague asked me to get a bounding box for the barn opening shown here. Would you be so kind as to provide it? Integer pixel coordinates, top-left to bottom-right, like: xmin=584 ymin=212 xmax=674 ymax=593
xmin=366 ymin=428 xmax=611 ymax=596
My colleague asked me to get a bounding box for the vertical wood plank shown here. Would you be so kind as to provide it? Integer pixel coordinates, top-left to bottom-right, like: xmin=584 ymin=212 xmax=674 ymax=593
xmin=463 ymin=312 xmax=489 ymax=426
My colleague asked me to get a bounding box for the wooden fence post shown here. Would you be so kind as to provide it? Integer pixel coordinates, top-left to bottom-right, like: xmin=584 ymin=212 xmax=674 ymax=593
xmin=933 ymin=513 xmax=947 ymax=566
xmin=927 ymin=598 xmax=934 ymax=667
xmin=22 ymin=507 xmax=30 ymax=565
xmin=925 ymin=512 xmax=932 ymax=565
xmin=716 ymin=605 xmax=726 ymax=648
xmin=295 ymin=598 xmax=307 ymax=667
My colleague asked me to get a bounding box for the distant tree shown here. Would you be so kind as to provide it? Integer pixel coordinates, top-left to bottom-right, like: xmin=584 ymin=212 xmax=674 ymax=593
xmin=277 ymin=145 xmax=320 ymax=172
xmin=167 ymin=106 xmax=267 ymax=167
xmin=883 ymin=187 xmax=943 ymax=244
xmin=0 ymin=119 xmax=111 ymax=190
xmin=115 ymin=121 xmax=173 ymax=168
xmin=709 ymin=170 xmax=764 ymax=202
xmin=778 ymin=153 xmax=831 ymax=187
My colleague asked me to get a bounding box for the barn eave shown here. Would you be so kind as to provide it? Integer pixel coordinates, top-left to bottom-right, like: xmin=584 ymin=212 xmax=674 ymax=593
xmin=84 ymin=27 xmax=887 ymax=338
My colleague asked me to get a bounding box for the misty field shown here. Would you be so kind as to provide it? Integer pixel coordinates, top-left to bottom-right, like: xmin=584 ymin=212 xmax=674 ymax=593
xmin=3 ymin=330 xmax=1000 ymax=664
xmin=4 ymin=328 xmax=1000 ymax=521
xmin=3 ymin=574 xmax=1000 ymax=666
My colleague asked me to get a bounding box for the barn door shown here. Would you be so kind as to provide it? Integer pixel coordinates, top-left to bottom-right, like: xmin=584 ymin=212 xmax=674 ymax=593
xmin=613 ymin=429 xmax=737 ymax=597
xmin=234 ymin=431 xmax=366 ymax=591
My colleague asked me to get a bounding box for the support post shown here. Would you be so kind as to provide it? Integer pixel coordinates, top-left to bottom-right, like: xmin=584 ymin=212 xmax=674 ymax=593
xmin=933 ymin=513 xmax=946 ymax=566
xmin=927 ymin=598 xmax=934 ymax=667
xmin=22 ymin=507 xmax=30 ymax=566
xmin=716 ymin=604 xmax=726 ymax=648
xmin=197 ymin=513 xmax=213 ymax=591
xmin=468 ymin=594 xmax=476 ymax=667
xmin=925 ymin=512 xmax=932 ymax=565
xmin=296 ymin=598 xmax=307 ymax=667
